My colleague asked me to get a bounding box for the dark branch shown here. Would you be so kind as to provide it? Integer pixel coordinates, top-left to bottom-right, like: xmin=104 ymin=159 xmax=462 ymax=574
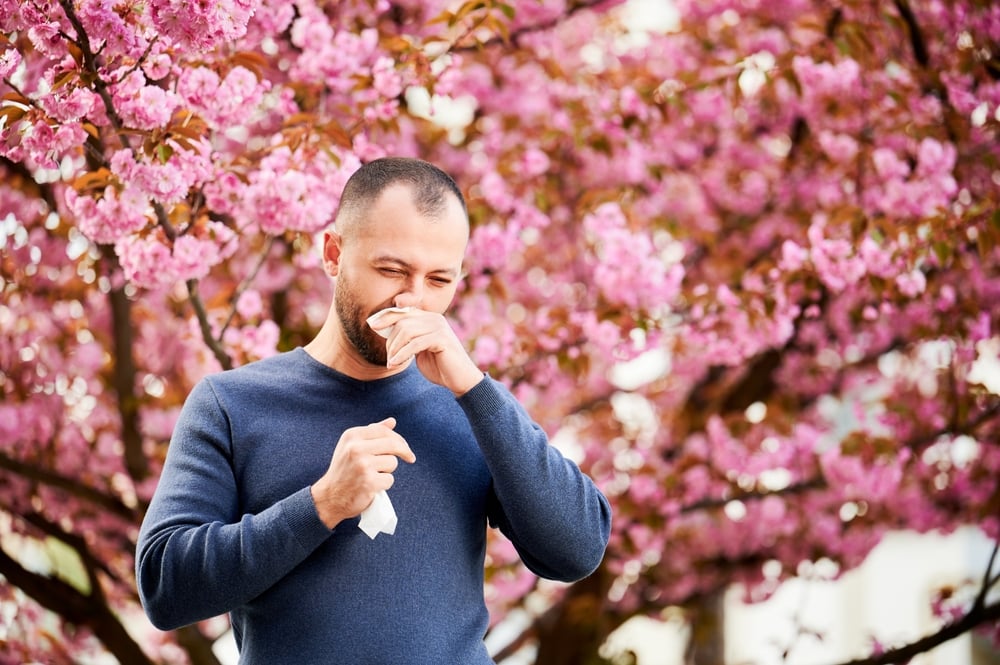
xmin=828 ymin=597 xmax=1000 ymax=665
xmin=56 ymin=0 xmax=131 ymax=149
xmin=0 ymin=547 xmax=154 ymax=665
xmin=98 ymin=245 xmax=148 ymax=481
xmin=219 ymin=236 xmax=277 ymax=338
xmin=892 ymin=0 xmax=929 ymax=68
xmin=0 ymin=452 xmax=136 ymax=521
xmin=187 ymin=278 xmax=235 ymax=371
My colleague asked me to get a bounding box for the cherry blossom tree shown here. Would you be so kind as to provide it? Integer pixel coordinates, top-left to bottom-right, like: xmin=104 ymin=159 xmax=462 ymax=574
xmin=1 ymin=0 xmax=998 ymax=664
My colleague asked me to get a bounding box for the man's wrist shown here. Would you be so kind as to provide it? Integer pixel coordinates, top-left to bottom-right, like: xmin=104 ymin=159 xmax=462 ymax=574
xmin=310 ymin=482 xmax=343 ymax=530
xmin=450 ymin=367 xmax=486 ymax=397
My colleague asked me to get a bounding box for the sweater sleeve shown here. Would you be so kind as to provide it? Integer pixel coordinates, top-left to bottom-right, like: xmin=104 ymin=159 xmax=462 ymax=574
xmin=457 ymin=377 xmax=612 ymax=582
xmin=135 ymin=379 xmax=333 ymax=631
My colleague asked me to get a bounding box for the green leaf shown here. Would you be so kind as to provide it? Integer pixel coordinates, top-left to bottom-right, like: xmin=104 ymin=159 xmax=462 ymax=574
xmin=155 ymin=143 xmax=174 ymax=164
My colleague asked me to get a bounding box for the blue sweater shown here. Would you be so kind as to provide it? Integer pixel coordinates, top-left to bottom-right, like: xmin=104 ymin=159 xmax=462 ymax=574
xmin=136 ymin=348 xmax=611 ymax=664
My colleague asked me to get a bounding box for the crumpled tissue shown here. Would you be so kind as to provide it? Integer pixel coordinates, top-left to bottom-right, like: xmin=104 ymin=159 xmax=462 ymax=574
xmin=366 ymin=306 xmax=412 ymax=338
xmin=359 ymin=490 xmax=397 ymax=539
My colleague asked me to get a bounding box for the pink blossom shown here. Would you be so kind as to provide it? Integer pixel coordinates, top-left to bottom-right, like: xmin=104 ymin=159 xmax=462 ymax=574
xmin=792 ymin=55 xmax=861 ymax=101
xmin=17 ymin=121 xmax=87 ymax=168
xmin=896 ymin=269 xmax=927 ymax=297
xmin=245 ymin=165 xmax=336 ymax=234
xmin=111 ymin=71 xmax=179 ymax=130
xmin=0 ymin=46 xmax=21 ymax=78
xmin=142 ymin=53 xmax=173 ymax=80
xmin=810 ymin=238 xmax=864 ymax=293
xmin=916 ymin=137 xmax=957 ymax=176
xmin=574 ymin=311 xmax=622 ymax=357
xmin=234 ymin=320 xmax=280 ymax=359
xmin=67 ymin=185 xmax=150 ymax=244
xmin=817 ymin=130 xmax=859 ymax=163
xmin=968 ymin=312 xmax=991 ymax=342
xmin=858 ymin=236 xmax=897 ymax=279
xmin=479 ymin=170 xmax=514 ymax=212
xmin=520 ymin=147 xmax=551 ymax=177
xmin=467 ymin=222 xmax=521 ymax=274
xmin=872 ymin=147 xmax=910 ymax=180
xmin=236 ymin=290 xmax=264 ymax=320
xmin=42 ymin=86 xmax=98 ymax=122
xmin=176 ymin=66 xmax=220 ymax=108
xmin=371 ymin=56 xmax=403 ymax=99
xmin=178 ymin=66 xmax=267 ymax=129
xmin=584 ymin=202 xmax=684 ymax=311
xmin=148 ymin=0 xmax=254 ymax=52
xmin=114 ymin=220 xmax=236 ymax=289
xmin=109 ymin=139 xmax=214 ymax=204
xmin=472 ymin=335 xmax=501 ymax=366
xmin=27 ymin=22 xmax=65 ymax=57
xmin=76 ymin=0 xmax=148 ymax=58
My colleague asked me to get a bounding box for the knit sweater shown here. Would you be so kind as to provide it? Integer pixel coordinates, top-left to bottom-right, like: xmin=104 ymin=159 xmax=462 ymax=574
xmin=136 ymin=348 xmax=612 ymax=664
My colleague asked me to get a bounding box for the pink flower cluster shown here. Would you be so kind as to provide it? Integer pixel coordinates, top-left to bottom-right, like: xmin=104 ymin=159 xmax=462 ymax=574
xmin=148 ymin=0 xmax=255 ymax=52
xmin=204 ymin=148 xmax=361 ymax=235
xmin=583 ymin=202 xmax=684 ymax=312
xmin=176 ymin=65 xmax=269 ymax=131
xmin=114 ymin=221 xmax=237 ymax=289
xmin=863 ymin=138 xmax=959 ymax=218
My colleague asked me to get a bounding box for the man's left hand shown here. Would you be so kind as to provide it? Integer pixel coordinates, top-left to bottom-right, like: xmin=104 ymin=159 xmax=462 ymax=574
xmin=370 ymin=309 xmax=484 ymax=396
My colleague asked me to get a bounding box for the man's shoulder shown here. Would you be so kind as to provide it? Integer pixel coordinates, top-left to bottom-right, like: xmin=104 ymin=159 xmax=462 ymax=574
xmin=201 ymin=349 xmax=306 ymax=391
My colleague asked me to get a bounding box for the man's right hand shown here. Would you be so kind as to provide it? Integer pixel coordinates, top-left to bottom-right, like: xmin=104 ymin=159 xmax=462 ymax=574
xmin=310 ymin=417 xmax=415 ymax=529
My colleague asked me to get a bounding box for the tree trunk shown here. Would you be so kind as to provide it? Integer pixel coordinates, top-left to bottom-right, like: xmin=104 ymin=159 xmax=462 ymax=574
xmin=686 ymin=590 xmax=725 ymax=665
xmin=533 ymin=569 xmax=614 ymax=665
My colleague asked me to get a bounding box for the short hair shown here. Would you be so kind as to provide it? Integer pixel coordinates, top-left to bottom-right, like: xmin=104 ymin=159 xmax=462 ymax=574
xmin=335 ymin=157 xmax=467 ymax=237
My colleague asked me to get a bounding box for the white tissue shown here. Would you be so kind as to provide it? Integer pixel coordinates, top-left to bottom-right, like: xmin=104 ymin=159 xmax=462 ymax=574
xmin=358 ymin=489 xmax=397 ymax=539
xmin=366 ymin=307 xmax=412 ymax=338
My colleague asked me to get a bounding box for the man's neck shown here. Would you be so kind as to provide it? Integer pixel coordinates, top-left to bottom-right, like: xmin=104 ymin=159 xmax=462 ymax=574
xmin=303 ymin=323 xmax=409 ymax=382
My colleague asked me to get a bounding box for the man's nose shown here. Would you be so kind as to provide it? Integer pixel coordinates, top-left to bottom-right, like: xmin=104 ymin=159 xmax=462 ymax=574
xmin=393 ymin=281 xmax=423 ymax=309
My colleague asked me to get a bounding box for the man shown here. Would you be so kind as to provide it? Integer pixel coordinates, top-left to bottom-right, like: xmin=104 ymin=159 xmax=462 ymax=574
xmin=136 ymin=157 xmax=612 ymax=664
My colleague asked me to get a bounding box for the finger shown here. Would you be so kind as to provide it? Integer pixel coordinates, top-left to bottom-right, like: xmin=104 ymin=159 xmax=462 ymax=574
xmin=360 ymin=424 xmax=416 ymax=464
xmin=386 ymin=330 xmax=435 ymax=368
xmin=356 ymin=417 xmax=396 ymax=437
xmin=366 ymin=307 xmax=412 ymax=337
xmin=372 ymin=454 xmax=400 ymax=474
xmin=391 ymin=441 xmax=416 ymax=464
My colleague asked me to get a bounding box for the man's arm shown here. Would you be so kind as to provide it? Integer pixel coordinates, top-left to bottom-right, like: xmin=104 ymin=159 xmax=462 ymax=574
xmin=135 ymin=379 xmax=332 ymax=630
xmin=372 ymin=307 xmax=611 ymax=578
xmin=458 ymin=377 xmax=612 ymax=582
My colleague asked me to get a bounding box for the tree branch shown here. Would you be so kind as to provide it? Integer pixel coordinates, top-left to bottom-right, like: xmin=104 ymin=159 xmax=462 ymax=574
xmin=99 ymin=245 xmax=149 ymax=481
xmin=56 ymin=0 xmax=131 ymax=149
xmin=0 ymin=546 xmax=154 ymax=665
xmin=187 ymin=278 xmax=234 ymax=371
xmin=828 ymin=597 xmax=1000 ymax=665
xmin=452 ymin=0 xmax=612 ymax=52
xmin=0 ymin=452 xmax=136 ymax=521
xmin=891 ymin=0 xmax=929 ymax=68
xmin=973 ymin=538 xmax=1000 ymax=610
xmin=219 ymin=236 xmax=277 ymax=338
xmin=16 ymin=510 xmax=120 ymax=597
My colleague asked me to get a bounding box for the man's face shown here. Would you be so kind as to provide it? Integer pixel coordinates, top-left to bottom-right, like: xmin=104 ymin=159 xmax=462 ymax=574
xmin=327 ymin=184 xmax=468 ymax=367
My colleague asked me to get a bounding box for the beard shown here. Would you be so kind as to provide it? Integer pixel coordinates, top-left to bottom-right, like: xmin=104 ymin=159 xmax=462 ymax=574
xmin=335 ymin=272 xmax=389 ymax=367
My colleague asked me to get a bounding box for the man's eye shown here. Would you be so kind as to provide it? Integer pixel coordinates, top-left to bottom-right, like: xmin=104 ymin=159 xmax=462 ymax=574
xmin=379 ymin=268 xmax=404 ymax=277
xmin=430 ymin=277 xmax=452 ymax=286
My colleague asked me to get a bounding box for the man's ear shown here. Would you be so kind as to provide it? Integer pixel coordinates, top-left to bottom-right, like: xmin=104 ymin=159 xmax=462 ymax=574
xmin=322 ymin=231 xmax=343 ymax=277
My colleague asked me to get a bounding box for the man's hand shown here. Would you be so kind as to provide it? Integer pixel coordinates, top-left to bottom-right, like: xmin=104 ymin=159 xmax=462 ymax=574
xmin=369 ymin=308 xmax=484 ymax=396
xmin=310 ymin=417 xmax=415 ymax=529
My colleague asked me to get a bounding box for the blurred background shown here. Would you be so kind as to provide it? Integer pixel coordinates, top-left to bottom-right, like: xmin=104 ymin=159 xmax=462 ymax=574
xmin=2 ymin=0 xmax=999 ymax=663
